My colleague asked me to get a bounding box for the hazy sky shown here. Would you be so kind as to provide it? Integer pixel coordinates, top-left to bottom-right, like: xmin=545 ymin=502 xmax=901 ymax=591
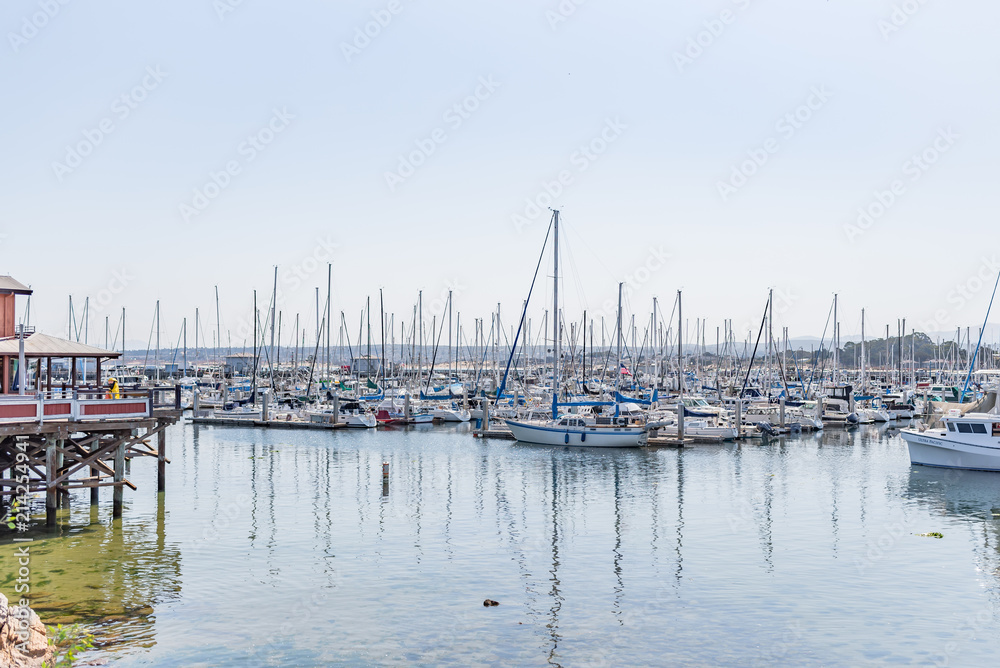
xmin=2 ymin=0 xmax=998 ymax=352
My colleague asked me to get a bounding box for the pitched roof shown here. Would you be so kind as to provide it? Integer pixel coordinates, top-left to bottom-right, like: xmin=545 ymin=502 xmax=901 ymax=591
xmin=0 ymin=332 xmax=120 ymax=358
xmin=0 ymin=276 xmax=32 ymax=295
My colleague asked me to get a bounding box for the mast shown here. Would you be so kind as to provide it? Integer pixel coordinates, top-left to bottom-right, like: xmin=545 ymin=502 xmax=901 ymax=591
xmin=615 ymin=283 xmax=623 ymax=392
xmin=677 ymin=289 xmax=683 ymax=398
xmin=270 ymin=266 xmax=277 ymax=376
xmin=215 ymin=286 xmax=221 ymax=367
xmin=832 ymin=293 xmax=838 ymax=386
xmin=861 ymin=308 xmax=866 ymax=392
xmin=551 ymin=209 xmax=560 ymax=419
xmin=326 ymin=264 xmax=332 ymax=381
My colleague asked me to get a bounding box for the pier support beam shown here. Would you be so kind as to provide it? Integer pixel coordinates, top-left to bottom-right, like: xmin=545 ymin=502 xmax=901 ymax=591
xmin=676 ymin=402 xmax=684 ymax=441
xmin=157 ymin=426 xmax=166 ymax=493
xmin=45 ymin=438 xmax=57 ymax=527
xmin=113 ymin=441 xmax=125 ymax=518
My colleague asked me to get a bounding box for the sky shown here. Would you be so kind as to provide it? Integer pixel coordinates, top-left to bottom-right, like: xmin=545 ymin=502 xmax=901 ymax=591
xmin=2 ymin=0 xmax=999 ymax=352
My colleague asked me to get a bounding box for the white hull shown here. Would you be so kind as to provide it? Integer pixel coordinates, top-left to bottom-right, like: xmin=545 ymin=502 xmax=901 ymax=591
xmin=505 ymin=419 xmax=647 ymax=448
xmin=901 ymin=430 xmax=1000 ymax=472
xmin=431 ymin=408 xmax=471 ymax=422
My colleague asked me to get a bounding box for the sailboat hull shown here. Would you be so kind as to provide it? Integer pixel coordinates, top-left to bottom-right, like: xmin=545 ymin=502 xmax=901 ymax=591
xmin=505 ymin=419 xmax=647 ymax=448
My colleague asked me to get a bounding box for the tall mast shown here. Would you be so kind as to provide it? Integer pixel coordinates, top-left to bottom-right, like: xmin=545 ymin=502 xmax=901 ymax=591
xmin=832 ymin=293 xmax=838 ymax=386
xmin=861 ymin=308 xmax=866 ymax=392
xmin=215 ymin=286 xmax=221 ymax=367
xmin=615 ymin=282 xmax=623 ymax=390
xmin=677 ymin=290 xmax=683 ymax=399
xmin=552 ymin=209 xmax=560 ymax=419
xmin=448 ymin=289 xmax=453 ymax=381
xmin=326 ymin=264 xmax=332 ymax=380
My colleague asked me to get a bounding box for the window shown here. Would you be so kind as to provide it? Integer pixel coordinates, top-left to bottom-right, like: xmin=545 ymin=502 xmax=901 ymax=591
xmin=957 ymin=423 xmax=973 ymax=434
xmin=947 ymin=422 xmax=955 ymax=432
xmin=971 ymin=423 xmax=988 ymax=434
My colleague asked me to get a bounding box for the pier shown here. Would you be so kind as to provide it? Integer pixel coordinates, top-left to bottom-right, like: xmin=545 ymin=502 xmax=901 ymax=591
xmin=0 ymin=278 xmax=181 ymax=524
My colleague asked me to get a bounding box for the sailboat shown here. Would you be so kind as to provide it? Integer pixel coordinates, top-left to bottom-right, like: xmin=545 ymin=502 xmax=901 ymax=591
xmin=504 ymin=210 xmax=648 ymax=448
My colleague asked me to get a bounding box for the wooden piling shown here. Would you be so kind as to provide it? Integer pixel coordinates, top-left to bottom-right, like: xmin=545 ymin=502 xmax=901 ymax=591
xmin=676 ymin=402 xmax=684 ymax=441
xmin=46 ymin=438 xmax=57 ymax=527
xmin=736 ymin=398 xmax=743 ymax=439
xmin=56 ymin=439 xmax=70 ymax=509
xmin=113 ymin=440 xmax=125 ymax=518
xmin=157 ymin=426 xmax=166 ymax=492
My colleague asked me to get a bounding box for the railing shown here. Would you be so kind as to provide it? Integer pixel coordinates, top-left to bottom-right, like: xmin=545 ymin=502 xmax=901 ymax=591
xmin=0 ymin=386 xmax=181 ymax=424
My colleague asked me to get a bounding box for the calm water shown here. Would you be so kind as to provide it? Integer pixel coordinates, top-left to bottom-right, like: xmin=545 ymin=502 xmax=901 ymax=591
xmin=3 ymin=422 xmax=1000 ymax=666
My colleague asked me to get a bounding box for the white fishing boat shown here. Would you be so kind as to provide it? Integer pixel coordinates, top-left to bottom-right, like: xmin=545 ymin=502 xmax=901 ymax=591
xmin=901 ymin=411 xmax=1000 ymax=471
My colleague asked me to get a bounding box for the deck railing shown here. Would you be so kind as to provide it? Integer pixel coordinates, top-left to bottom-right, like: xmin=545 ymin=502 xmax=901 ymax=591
xmin=0 ymin=386 xmax=181 ymax=423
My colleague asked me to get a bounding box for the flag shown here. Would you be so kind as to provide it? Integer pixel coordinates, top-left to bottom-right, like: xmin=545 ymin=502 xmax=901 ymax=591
xmin=620 ymin=364 xmax=632 ymax=376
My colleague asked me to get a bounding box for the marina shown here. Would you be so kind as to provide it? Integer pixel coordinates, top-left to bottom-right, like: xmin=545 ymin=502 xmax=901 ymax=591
xmin=4 ymin=1 xmax=999 ymax=664
xmin=3 ymin=423 xmax=1000 ymax=665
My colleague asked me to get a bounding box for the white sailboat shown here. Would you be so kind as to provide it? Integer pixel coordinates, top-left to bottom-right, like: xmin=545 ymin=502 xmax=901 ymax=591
xmin=504 ymin=210 xmax=647 ymax=448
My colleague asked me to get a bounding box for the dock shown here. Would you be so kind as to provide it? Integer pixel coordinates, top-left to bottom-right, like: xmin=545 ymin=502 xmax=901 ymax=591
xmin=190 ymin=416 xmax=348 ymax=430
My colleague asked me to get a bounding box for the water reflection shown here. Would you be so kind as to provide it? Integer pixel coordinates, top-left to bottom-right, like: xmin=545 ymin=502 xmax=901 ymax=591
xmin=0 ymin=495 xmax=181 ymax=660
xmin=4 ymin=422 xmax=1000 ymax=665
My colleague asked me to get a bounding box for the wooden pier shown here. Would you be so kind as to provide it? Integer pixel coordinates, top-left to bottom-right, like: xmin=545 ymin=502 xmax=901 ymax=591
xmin=0 ymin=389 xmax=181 ymax=525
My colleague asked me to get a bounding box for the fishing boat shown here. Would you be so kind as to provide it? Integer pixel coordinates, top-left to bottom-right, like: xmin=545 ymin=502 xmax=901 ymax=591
xmin=901 ymin=411 xmax=1000 ymax=471
xmin=902 ymin=264 xmax=1000 ymax=471
xmin=502 ymin=211 xmax=647 ymax=448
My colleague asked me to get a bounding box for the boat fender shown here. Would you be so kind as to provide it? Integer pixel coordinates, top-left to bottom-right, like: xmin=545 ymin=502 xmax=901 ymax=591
xmin=847 ymin=413 xmax=859 ymax=424
xmin=581 ymin=432 xmax=586 ymax=442
xmin=564 ymin=433 xmax=569 ymax=444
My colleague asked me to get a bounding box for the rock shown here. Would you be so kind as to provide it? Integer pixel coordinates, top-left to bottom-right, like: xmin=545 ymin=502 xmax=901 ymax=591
xmin=0 ymin=591 xmax=54 ymax=668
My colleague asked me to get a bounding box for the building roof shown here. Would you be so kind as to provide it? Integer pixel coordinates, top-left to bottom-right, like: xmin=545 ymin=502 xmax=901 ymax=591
xmin=0 ymin=332 xmax=120 ymax=358
xmin=0 ymin=276 xmax=32 ymax=295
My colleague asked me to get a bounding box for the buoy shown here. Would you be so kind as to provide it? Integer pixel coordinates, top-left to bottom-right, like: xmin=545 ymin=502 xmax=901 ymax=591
xmin=382 ymin=461 xmax=389 ymax=479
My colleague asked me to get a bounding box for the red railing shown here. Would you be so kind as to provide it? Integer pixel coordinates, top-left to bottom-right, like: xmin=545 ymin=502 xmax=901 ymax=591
xmin=0 ymin=386 xmax=180 ymax=423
